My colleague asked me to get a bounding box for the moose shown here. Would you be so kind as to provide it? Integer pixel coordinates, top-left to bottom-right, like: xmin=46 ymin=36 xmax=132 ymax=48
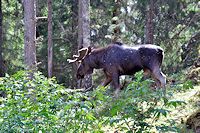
xmin=68 ymin=42 xmax=166 ymax=96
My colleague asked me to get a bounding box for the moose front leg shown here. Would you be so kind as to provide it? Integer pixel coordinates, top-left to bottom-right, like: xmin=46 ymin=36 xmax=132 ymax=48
xmin=102 ymin=76 xmax=112 ymax=87
xmin=101 ymin=70 xmax=112 ymax=87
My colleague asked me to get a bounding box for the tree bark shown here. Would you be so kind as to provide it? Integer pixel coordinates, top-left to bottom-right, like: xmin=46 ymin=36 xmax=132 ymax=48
xmin=78 ymin=0 xmax=90 ymax=48
xmin=24 ymin=0 xmax=37 ymax=73
xmin=78 ymin=0 xmax=92 ymax=89
xmin=0 ymin=0 xmax=5 ymax=77
xmin=112 ymin=0 xmax=121 ymax=43
xmin=71 ymin=0 xmax=78 ymax=88
xmin=47 ymin=0 xmax=53 ymax=78
xmin=144 ymin=0 xmax=154 ymax=44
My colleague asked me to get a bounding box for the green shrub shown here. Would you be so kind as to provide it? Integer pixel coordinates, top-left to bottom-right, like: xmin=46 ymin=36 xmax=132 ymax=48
xmin=0 ymin=71 xmax=190 ymax=132
xmin=95 ymin=72 xmax=187 ymax=132
xmin=0 ymin=71 xmax=102 ymax=132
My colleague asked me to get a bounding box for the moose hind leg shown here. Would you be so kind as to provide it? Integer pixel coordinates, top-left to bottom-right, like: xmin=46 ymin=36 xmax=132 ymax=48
xmin=111 ymin=73 xmax=121 ymax=97
xmin=152 ymin=69 xmax=166 ymax=89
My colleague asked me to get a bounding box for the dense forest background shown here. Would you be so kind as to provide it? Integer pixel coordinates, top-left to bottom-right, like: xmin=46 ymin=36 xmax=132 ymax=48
xmin=0 ymin=0 xmax=199 ymax=132
xmin=1 ymin=0 xmax=199 ymax=86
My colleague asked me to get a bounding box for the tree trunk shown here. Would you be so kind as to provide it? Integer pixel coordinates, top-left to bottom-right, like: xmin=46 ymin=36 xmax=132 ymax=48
xmin=144 ymin=0 xmax=154 ymax=44
xmin=71 ymin=0 xmax=78 ymax=88
xmin=78 ymin=0 xmax=92 ymax=90
xmin=112 ymin=0 xmax=121 ymax=43
xmin=24 ymin=0 xmax=37 ymax=74
xmin=47 ymin=0 xmax=53 ymax=78
xmin=0 ymin=0 xmax=5 ymax=77
xmin=78 ymin=0 xmax=90 ymax=48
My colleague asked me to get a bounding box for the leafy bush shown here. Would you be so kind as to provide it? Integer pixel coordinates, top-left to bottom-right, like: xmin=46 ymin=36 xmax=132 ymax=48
xmin=95 ymin=72 xmax=187 ymax=132
xmin=0 ymin=71 xmax=190 ymax=132
xmin=0 ymin=71 xmax=102 ymax=132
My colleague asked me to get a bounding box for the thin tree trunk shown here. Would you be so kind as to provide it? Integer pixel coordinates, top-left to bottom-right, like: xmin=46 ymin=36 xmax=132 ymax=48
xmin=71 ymin=0 xmax=78 ymax=88
xmin=78 ymin=0 xmax=92 ymax=90
xmin=144 ymin=0 xmax=154 ymax=44
xmin=24 ymin=0 xmax=37 ymax=73
xmin=112 ymin=0 xmax=121 ymax=43
xmin=0 ymin=0 xmax=5 ymax=77
xmin=47 ymin=0 xmax=53 ymax=78
xmin=78 ymin=0 xmax=90 ymax=48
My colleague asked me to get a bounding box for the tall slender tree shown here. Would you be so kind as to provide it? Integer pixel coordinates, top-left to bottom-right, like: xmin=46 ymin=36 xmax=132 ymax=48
xmin=78 ymin=0 xmax=92 ymax=90
xmin=24 ymin=0 xmax=37 ymax=73
xmin=47 ymin=0 xmax=53 ymax=78
xmin=144 ymin=0 xmax=155 ymax=44
xmin=112 ymin=0 xmax=121 ymax=42
xmin=71 ymin=0 xmax=78 ymax=88
xmin=0 ymin=0 xmax=5 ymax=77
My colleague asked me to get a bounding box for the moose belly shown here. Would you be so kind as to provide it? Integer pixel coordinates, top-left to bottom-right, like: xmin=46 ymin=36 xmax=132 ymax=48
xmin=120 ymin=65 xmax=143 ymax=75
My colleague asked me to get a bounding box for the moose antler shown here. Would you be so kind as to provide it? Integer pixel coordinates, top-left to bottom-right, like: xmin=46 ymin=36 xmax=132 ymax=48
xmin=67 ymin=47 xmax=89 ymax=63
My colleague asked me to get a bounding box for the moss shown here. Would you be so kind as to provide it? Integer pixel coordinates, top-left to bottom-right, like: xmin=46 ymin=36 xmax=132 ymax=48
xmin=186 ymin=109 xmax=200 ymax=132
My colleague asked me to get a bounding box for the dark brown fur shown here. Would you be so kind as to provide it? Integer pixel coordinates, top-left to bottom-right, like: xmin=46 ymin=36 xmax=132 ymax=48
xmin=76 ymin=42 xmax=166 ymax=95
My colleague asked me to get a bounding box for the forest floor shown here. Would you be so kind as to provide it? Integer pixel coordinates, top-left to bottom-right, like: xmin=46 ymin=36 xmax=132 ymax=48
xmin=169 ymin=85 xmax=200 ymax=132
xmin=104 ymin=85 xmax=200 ymax=133
xmin=154 ymin=85 xmax=200 ymax=132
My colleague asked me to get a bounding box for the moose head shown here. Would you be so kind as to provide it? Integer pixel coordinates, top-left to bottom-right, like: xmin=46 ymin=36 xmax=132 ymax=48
xmin=67 ymin=46 xmax=93 ymax=79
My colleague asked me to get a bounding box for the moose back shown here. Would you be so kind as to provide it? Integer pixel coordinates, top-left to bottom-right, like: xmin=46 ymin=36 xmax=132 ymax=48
xmin=68 ymin=42 xmax=166 ymax=95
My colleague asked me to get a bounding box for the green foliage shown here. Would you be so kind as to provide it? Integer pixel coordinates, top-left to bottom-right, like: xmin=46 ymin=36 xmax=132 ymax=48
xmin=0 ymin=71 xmax=193 ymax=132
xmin=1 ymin=0 xmax=199 ymax=131
xmin=0 ymin=71 xmax=63 ymax=132
xmin=0 ymin=71 xmax=102 ymax=132
xmin=2 ymin=0 xmax=24 ymax=73
xmin=96 ymin=71 xmax=187 ymax=132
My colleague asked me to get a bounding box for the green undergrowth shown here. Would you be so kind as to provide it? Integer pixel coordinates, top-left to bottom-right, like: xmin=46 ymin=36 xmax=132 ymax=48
xmin=0 ymin=71 xmax=199 ymax=132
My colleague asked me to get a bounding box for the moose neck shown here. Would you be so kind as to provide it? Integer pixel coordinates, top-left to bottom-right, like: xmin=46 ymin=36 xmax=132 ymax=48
xmin=88 ymin=49 xmax=105 ymax=69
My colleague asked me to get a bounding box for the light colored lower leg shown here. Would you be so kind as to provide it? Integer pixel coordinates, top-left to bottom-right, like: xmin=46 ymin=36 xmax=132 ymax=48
xmin=152 ymin=69 xmax=166 ymax=88
xmin=160 ymin=72 xmax=166 ymax=88
xmin=114 ymin=88 xmax=120 ymax=98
